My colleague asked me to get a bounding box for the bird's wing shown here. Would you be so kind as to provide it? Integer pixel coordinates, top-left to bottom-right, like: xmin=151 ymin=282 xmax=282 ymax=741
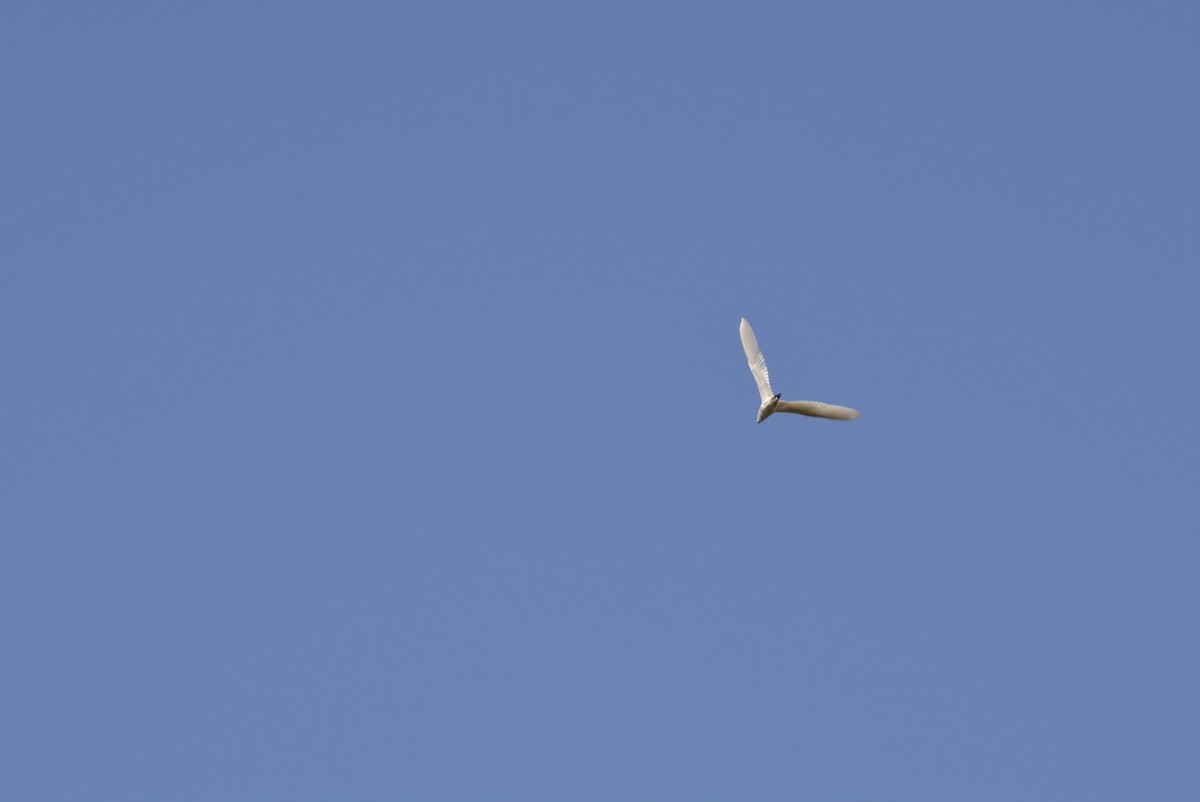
xmin=776 ymin=400 xmax=861 ymax=420
xmin=740 ymin=318 xmax=775 ymax=403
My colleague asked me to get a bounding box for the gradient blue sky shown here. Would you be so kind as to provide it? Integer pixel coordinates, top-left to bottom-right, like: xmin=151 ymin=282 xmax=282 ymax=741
xmin=6 ymin=2 xmax=1199 ymax=800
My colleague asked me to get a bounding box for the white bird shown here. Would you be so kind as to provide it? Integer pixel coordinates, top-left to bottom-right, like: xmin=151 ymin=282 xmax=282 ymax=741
xmin=740 ymin=317 xmax=861 ymax=424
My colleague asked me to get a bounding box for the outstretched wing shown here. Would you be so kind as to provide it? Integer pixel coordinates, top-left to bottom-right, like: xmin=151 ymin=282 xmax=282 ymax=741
xmin=776 ymin=399 xmax=861 ymax=420
xmin=740 ymin=318 xmax=775 ymax=403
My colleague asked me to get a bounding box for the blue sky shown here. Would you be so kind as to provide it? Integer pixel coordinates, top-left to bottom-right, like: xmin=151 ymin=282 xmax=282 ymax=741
xmin=5 ymin=2 xmax=1198 ymax=800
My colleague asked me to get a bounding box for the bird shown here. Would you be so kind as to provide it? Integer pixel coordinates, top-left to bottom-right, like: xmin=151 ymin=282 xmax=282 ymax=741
xmin=739 ymin=317 xmax=861 ymax=424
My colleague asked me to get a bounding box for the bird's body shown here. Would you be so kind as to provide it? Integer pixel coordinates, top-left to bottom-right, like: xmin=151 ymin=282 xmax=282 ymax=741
xmin=756 ymin=392 xmax=781 ymax=423
xmin=739 ymin=317 xmax=860 ymax=424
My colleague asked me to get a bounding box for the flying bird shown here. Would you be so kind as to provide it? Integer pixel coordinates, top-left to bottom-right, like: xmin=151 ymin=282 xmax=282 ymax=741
xmin=740 ymin=317 xmax=861 ymax=424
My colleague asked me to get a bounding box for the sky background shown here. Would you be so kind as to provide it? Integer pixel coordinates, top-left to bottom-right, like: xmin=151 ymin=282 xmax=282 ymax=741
xmin=5 ymin=2 xmax=1199 ymax=800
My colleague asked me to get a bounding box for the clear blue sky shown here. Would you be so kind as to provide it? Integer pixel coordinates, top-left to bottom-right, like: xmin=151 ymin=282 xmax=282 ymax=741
xmin=6 ymin=2 xmax=1198 ymax=800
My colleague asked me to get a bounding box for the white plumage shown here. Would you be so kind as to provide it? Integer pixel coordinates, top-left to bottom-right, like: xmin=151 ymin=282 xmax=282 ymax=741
xmin=739 ymin=317 xmax=860 ymax=424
